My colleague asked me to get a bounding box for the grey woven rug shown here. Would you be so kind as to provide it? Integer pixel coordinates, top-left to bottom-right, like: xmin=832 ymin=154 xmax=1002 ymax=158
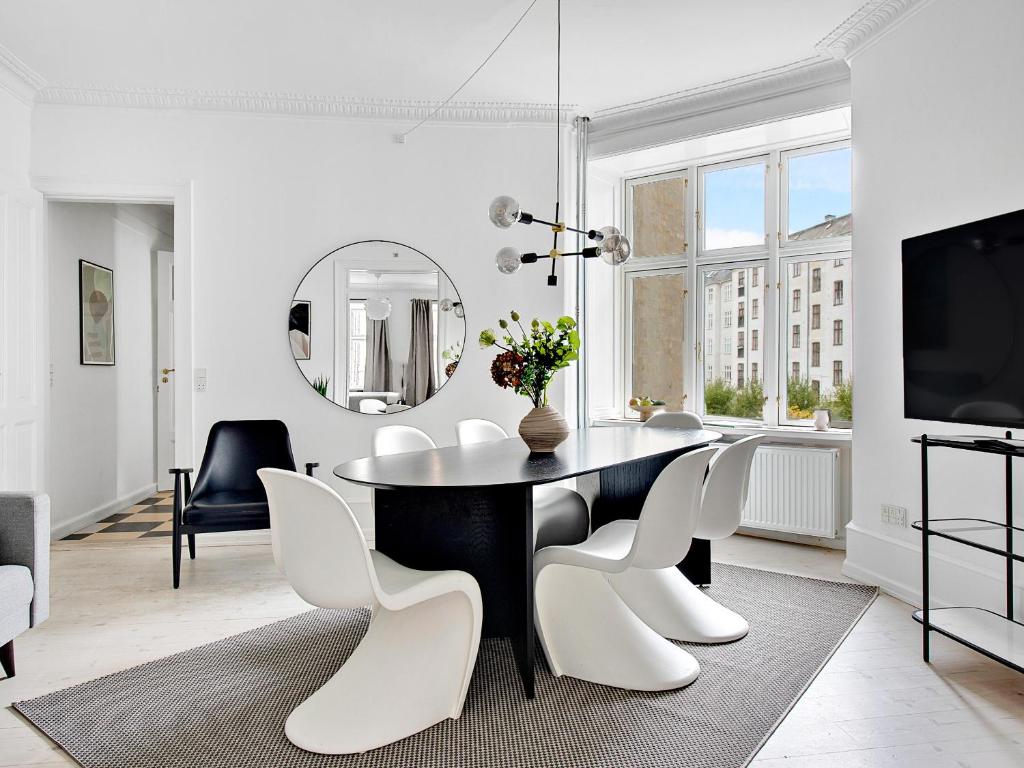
xmin=14 ymin=564 xmax=875 ymax=768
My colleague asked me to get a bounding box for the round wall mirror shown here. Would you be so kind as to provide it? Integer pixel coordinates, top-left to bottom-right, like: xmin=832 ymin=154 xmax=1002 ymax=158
xmin=290 ymin=240 xmax=465 ymax=414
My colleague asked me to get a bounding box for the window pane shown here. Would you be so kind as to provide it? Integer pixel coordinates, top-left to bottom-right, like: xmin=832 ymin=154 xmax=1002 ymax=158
xmin=784 ymin=256 xmax=853 ymax=424
xmin=631 ymin=272 xmax=686 ymax=410
xmin=702 ymin=264 xmax=765 ymax=420
xmin=631 ymin=176 xmax=687 ymax=258
xmin=787 ymin=147 xmax=852 ymax=241
xmin=703 ymin=161 xmax=765 ymax=250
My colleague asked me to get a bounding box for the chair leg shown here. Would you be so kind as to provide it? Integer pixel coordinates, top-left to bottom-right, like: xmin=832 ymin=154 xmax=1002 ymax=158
xmin=172 ymin=529 xmax=181 ymax=589
xmin=607 ymin=565 xmax=749 ymax=644
xmin=534 ymin=563 xmax=700 ymax=691
xmin=188 ymin=534 xmax=196 ymax=560
xmin=0 ymin=640 xmax=14 ymax=679
xmin=284 ymin=591 xmax=479 ymax=754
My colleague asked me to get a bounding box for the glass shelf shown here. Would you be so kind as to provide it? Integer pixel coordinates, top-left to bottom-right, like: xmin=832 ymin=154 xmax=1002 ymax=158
xmin=912 ymin=517 xmax=1024 ymax=562
xmin=912 ymin=435 xmax=1024 ymax=457
xmin=914 ymin=607 xmax=1024 ymax=673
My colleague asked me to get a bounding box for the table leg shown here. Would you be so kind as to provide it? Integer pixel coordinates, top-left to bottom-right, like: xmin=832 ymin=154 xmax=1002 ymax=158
xmin=373 ymin=485 xmax=536 ymax=699
xmin=591 ymin=451 xmax=712 ymax=583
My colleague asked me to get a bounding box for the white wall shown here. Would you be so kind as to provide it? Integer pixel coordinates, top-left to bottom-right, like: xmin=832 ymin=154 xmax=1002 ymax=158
xmin=846 ymin=0 xmax=1024 ymax=611
xmin=32 ymin=107 xmax=569 ymax=531
xmin=47 ymin=202 xmax=171 ymax=535
xmin=0 ymin=86 xmax=31 ymax=182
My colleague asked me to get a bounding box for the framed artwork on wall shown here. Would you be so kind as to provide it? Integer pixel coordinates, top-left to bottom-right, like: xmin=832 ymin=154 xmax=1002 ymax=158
xmin=79 ymin=259 xmax=115 ymax=365
xmin=290 ymin=300 xmax=311 ymax=360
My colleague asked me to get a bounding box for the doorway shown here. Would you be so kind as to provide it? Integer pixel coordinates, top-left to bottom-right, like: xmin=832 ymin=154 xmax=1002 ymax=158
xmin=45 ymin=200 xmax=182 ymax=541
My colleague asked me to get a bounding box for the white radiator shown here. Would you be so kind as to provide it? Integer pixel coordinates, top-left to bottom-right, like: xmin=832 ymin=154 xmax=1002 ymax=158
xmin=738 ymin=444 xmax=839 ymax=538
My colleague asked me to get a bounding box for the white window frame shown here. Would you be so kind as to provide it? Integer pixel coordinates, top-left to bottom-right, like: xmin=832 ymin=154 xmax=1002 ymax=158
xmin=623 ymin=169 xmax=690 ymax=269
xmin=779 ymin=140 xmax=852 ymax=254
xmin=696 ymin=155 xmax=770 ymax=259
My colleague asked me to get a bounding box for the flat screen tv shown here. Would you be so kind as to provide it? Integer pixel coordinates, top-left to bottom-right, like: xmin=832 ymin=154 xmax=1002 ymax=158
xmin=903 ymin=208 xmax=1024 ymax=428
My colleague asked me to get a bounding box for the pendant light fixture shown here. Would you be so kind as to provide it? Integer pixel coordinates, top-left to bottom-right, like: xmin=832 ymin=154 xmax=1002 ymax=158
xmin=488 ymin=0 xmax=631 ymax=286
xmin=364 ymin=271 xmax=392 ymax=321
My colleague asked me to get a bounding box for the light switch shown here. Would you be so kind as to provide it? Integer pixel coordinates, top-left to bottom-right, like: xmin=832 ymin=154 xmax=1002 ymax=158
xmin=194 ymin=368 xmax=207 ymax=393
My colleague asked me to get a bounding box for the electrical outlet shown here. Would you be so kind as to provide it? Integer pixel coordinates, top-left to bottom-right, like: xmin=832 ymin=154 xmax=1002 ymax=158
xmin=194 ymin=368 xmax=207 ymax=393
xmin=881 ymin=503 xmax=908 ymax=528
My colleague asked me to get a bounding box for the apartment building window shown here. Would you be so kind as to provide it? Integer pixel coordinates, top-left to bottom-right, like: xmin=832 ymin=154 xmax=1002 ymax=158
xmin=834 ymin=319 xmax=844 ymax=345
xmin=833 ymin=360 xmax=843 ymax=387
xmin=615 ymin=133 xmax=851 ymax=428
xmin=834 ymin=280 xmax=844 ymax=306
xmin=348 ymin=300 xmax=367 ymax=390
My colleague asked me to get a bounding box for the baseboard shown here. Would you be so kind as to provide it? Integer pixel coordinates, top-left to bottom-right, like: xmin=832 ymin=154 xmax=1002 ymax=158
xmin=842 ymin=521 xmax=1021 ymax=612
xmin=50 ymin=482 xmax=158 ymax=540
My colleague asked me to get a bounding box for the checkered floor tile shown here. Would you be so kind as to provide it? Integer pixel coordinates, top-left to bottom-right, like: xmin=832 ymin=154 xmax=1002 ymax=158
xmin=62 ymin=491 xmax=174 ymax=542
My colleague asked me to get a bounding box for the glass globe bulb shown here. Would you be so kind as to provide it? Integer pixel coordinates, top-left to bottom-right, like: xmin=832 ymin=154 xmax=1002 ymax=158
xmin=488 ymin=195 xmax=522 ymax=229
xmin=495 ymin=246 xmax=523 ymax=274
xmin=365 ymin=296 xmax=392 ymax=321
xmin=439 ymin=297 xmax=454 ymax=312
xmin=454 ymin=303 xmax=465 ymax=319
xmin=598 ymin=225 xmax=632 ymax=266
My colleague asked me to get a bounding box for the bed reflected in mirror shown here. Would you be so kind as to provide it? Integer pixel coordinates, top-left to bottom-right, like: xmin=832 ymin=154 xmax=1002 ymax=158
xmin=290 ymin=240 xmax=465 ymax=413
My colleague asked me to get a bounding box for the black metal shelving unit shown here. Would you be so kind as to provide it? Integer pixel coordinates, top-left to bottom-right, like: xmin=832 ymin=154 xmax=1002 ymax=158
xmin=912 ymin=433 xmax=1024 ymax=673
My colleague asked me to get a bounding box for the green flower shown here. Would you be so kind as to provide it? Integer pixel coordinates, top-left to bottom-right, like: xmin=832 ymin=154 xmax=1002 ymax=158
xmin=479 ymin=328 xmax=497 ymax=348
xmin=498 ymin=318 xmax=508 ymax=329
xmin=510 ymin=310 xmax=521 ymax=322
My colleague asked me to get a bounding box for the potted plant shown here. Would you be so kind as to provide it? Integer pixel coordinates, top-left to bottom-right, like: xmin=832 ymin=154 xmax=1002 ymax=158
xmin=479 ymin=311 xmax=580 ymax=453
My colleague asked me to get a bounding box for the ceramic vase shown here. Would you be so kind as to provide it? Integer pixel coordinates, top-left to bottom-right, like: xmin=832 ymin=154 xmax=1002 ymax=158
xmin=518 ymin=405 xmax=569 ymax=453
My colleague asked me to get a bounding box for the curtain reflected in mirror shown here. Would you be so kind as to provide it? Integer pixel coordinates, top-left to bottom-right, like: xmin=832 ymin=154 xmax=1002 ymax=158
xmin=290 ymin=241 xmax=465 ymax=413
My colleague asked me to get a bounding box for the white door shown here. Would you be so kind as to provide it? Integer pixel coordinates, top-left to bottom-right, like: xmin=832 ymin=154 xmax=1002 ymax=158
xmin=156 ymin=250 xmax=175 ymax=490
xmin=0 ymin=186 xmax=45 ymax=491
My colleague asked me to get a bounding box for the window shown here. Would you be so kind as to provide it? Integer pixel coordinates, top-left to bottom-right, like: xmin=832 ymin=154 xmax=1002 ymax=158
xmin=792 ymin=289 xmax=801 ymax=312
xmin=833 ymin=360 xmax=844 ymax=387
xmin=751 ymin=329 xmax=759 ymax=351
xmin=738 ymin=304 xmax=745 ymax=327
xmin=834 ymin=280 xmax=844 ymax=306
xmin=834 ymin=258 xmax=844 ymax=267
xmin=737 ymin=331 xmax=745 ymax=359
xmin=812 ymin=268 xmax=821 ymax=292
xmin=792 ymin=362 xmax=800 ymax=379
xmin=737 ymin=363 xmax=745 ymax=387
xmin=738 ymin=272 xmax=746 ymax=297
xmin=629 ymin=271 xmax=687 ymax=411
xmin=783 ymin=255 xmax=853 ymax=424
xmin=792 ymin=325 xmax=801 ymax=348
xmin=724 ymin=310 xmax=732 ymax=328
xmin=706 ymin=364 xmax=713 ymax=382
xmin=752 ymin=268 xmax=759 ymax=287
xmin=700 ymin=158 xmax=766 ymax=251
xmin=792 ymin=262 xmax=802 ymax=277
xmin=706 ymin=313 xmax=713 ymax=330
xmin=724 ymin=284 xmax=732 ymax=302
xmin=784 ymin=145 xmax=852 ymax=242
xmin=348 ymin=300 xmax=367 ymax=390
xmin=724 ymin=364 xmax=732 ymax=381
xmin=751 ymin=362 xmax=759 ymax=383
xmin=752 ymin=298 xmax=759 ymax=319
xmin=724 ymin=336 xmax=732 ymax=354
xmin=629 ymin=174 xmax=687 ymax=258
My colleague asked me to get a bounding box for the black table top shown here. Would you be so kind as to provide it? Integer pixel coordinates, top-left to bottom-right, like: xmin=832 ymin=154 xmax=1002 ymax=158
xmin=333 ymin=426 xmax=722 ymax=490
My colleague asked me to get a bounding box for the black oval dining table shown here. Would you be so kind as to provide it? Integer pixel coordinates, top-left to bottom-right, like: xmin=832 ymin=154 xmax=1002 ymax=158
xmin=334 ymin=425 xmax=722 ymax=699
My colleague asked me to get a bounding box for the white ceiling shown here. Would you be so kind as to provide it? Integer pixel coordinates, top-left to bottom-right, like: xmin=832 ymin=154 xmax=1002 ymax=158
xmin=0 ymin=0 xmax=863 ymax=114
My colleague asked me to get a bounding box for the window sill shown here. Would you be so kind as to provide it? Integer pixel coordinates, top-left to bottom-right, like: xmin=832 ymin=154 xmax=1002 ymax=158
xmin=590 ymin=417 xmax=853 ymax=444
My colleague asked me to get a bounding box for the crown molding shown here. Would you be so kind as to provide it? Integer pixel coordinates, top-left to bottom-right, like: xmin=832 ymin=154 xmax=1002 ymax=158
xmin=0 ymin=42 xmax=46 ymax=103
xmin=588 ymin=56 xmax=849 ymax=145
xmin=34 ymin=83 xmax=574 ymax=125
xmin=817 ymin=0 xmax=937 ymax=61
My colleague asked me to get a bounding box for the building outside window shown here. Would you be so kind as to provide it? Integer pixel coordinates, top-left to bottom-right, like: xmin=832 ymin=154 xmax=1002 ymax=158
xmin=812 ymin=341 xmax=820 ymax=367
xmin=833 ymin=360 xmax=843 ymax=386
xmin=348 ymin=300 xmax=367 ymax=390
xmin=751 ymin=329 xmax=759 ymax=351
xmin=737 ymin=331 xmax=745 ymax=359
xmin=738 ymin=304 xmax=745 ymax=327
xmin=834 ymin=280 xmax=844 ymax=306
xmin=834 ymin=319 xmax=843 ymax=345
xmin=792 ymin=324 xmax=801 ymax=348
xmin=751 ymin=362 xmax=759 ymax=383
xmin=724 ymin=310 xmax=732 ymax=327
xmin=792 ymin=289 xmax=801 ymax=312
xmin=811 ymin=304 xmax=820 ymax=329
xmin=812 ymin=267 xmax=821 ymax=292
xmin=752 ymin=268 xmax=759 ymax=287
xmin=737 ymin=363 xmax=745 ymax=387
xmin=792 ymin=362 xmax=800 ymax=379
xmin=752 ymin=297 xmax=759 ymax=319
xmin=738 ymin=272 xmax=745 ymax=297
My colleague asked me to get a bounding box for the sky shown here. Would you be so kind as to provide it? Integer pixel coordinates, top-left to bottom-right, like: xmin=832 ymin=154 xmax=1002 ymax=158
xmin=704 ymin=147 xmax=851 ymax=248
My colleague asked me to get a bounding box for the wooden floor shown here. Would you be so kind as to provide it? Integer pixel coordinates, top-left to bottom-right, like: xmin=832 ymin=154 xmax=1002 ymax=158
xmin=2 ymin=534 xmax=1022 ymax=767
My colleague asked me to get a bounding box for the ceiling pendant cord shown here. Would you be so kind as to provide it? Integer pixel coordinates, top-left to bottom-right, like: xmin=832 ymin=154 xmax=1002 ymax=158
xmin=549 ymin=0 xmax=561 ymax=286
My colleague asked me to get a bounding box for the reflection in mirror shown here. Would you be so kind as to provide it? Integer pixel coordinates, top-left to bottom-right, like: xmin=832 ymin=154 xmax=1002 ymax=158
xmin=290 ymin=241 xmax=465 ymax=413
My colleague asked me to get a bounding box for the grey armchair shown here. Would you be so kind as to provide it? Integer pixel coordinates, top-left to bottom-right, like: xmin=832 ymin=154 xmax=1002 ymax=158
xmin=0 ymin=492 xmax=50 ymax=679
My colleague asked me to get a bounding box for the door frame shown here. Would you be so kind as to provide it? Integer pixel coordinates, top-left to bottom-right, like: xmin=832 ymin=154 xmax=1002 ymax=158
xmin=33 ymin=177 xmax=196 ymax=472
